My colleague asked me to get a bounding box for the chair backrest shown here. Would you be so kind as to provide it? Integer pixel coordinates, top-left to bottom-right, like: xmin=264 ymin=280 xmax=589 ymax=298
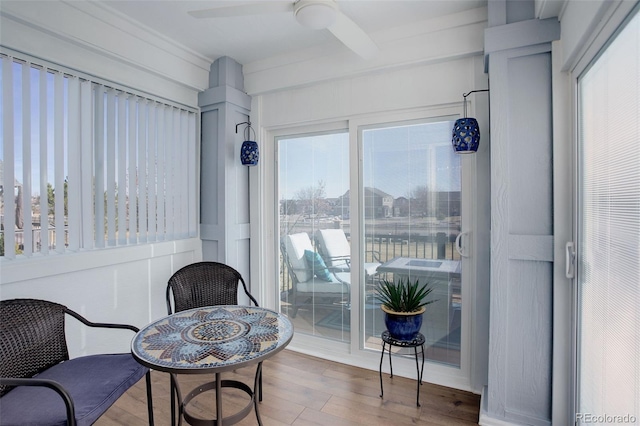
xmin=166 ymin=261 xmax=258 ymax=314
xmin=315 ymin=229 xmax=351 ymax=266
xmin=282 ymin=233 xmax=314 ymax=283
xmin=0 ymin=299 xmax=70 ymax=397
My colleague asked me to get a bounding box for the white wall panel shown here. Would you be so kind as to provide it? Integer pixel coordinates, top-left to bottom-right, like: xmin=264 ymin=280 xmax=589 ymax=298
xmin=505 ymin=260 xmax=553 ymax=423
xmin=507 ymin=53 xmax=553 ymax=236
xmin=200 ymin=110 xmax=220 ymax=227
xmin=0 ymin=1 xmax=208 ymax=107
xmin=258 ymin=57 xmax=477 ymax=129
xmin=1 ymin=239 xmax=202 ymax=354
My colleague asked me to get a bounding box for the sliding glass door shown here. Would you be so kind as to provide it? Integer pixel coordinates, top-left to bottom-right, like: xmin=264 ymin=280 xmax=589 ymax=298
xmin=275 ymin=113 xmax=470 ymax=385
xmin=361 ymin=119 xmax=462 ymax=368
xmin=575 ymin=8 xmax=640 ymax=420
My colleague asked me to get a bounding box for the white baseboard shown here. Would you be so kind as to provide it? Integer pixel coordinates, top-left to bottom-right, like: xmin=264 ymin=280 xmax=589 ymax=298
xmin=479 ymin=386 xmax=528 ymax=426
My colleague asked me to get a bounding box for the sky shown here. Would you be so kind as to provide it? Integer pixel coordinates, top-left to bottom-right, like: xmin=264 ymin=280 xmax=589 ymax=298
xmin=1 ymin=61 xmax=59 ymax=196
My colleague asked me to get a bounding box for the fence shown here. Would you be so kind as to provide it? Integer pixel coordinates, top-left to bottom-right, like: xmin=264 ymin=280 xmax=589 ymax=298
xmin=1 ymin=226 xmax=69 ymax=255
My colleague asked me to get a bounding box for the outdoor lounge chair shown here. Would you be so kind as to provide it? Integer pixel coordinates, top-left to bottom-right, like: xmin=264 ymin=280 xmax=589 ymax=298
xmin=281 ymin=232 xmax=350 ymax=318
xmin=0 ymin=298 xmax=154 ymax=426
xmin=315 ymin=228 xmax=381 ymax=280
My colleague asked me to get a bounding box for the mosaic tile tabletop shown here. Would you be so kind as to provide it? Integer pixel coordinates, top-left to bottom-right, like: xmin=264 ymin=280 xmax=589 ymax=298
xmin=132 ymin=305 xmax=294 ymax=372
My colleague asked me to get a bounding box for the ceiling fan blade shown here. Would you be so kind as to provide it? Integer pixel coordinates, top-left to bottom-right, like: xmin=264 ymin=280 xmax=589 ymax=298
xmin=188 ymin=1 xmax=293 ymax=19
xmin=328 ymin=11 xmax=379 ymax=60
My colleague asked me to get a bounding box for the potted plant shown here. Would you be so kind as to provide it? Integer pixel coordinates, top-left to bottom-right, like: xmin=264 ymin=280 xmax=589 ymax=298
xmin=375 ymin=277 xmax=436 ymax=341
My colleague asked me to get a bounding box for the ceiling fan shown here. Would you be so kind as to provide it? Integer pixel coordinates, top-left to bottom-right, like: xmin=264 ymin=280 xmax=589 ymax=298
xmin=188 ymin=0 xmax=379 ymax=59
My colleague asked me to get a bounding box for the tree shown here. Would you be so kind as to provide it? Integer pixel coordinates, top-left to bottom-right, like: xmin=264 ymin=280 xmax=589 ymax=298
xmin=47 ymin=180 xmax=69 ymax=220
xmin=15 ymin=186 xmax=24 ymax=229
xmin=294 ymin=180 xmax=331 ymax=217
xmin=47 ymin=183 xmax=55 ymax=216
xmin=409 ymin=185 xmax=433 ymax=217
xmin=280 ymin=198 xmax=300 ymax=215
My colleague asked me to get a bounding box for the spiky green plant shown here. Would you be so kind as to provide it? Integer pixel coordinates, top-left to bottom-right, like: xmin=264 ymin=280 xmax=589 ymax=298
xmin=375 ymin=278 xmax=436 ymax=313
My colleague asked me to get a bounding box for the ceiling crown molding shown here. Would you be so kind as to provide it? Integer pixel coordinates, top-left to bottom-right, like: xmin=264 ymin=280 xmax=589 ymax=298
xmin=0 ymin=0 xmax=211 ymax=98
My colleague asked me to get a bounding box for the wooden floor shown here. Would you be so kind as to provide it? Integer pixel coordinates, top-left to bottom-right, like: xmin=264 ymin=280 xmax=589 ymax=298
xmin=96 ymin=350 xmax=480 ymax=426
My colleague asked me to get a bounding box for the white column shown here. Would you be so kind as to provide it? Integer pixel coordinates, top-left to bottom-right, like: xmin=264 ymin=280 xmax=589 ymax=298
xmin=481 ymin=2 xmax=560 ymax=425
xmin=198 ymin=57 xmax=253 ymax=293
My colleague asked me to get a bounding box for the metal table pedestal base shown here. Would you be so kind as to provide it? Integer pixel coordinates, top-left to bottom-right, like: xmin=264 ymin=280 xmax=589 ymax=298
xmin=174 ymin=362 xmax=263 ymax=426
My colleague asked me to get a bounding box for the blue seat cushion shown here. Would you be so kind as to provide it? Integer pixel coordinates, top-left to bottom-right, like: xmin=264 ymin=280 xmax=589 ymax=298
xmin=304 ymin=249 xmax=333 ymax=281
xmin=0 ymin=353 xmax=147 ymax=426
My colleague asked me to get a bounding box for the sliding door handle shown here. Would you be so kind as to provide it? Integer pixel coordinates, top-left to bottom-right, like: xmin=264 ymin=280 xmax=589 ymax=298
xmin=455 ymin=232 xmax=469 ymax=257
xmin=565 ymin=241 xmax=576 ymax=279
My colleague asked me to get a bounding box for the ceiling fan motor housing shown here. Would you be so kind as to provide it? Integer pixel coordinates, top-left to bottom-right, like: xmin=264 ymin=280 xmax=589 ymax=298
xmin=294 ymin=0 xmax=339 ymax=29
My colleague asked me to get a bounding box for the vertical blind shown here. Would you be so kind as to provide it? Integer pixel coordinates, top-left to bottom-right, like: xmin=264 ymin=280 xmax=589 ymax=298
xmin=577 ymin=9 xmax=640 ymax=419
xmin=0 ymin=53 xmax=197 ymax=259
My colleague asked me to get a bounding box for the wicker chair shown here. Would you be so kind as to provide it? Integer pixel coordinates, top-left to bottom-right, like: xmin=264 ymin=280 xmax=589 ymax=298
xmin=0 ymin=298 xmax=154 ymax=426
xmin=165 ymin=261 xmax=259 ymax=426
xmin=166 ymin=261 xmax=258 ymax=314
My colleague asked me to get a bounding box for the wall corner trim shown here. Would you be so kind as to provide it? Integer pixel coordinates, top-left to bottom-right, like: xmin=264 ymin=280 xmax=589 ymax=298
xmin=198 ymin=85 xmax=251 ymax=110
xmin=485 ymin=17 xmax=560 ymax=55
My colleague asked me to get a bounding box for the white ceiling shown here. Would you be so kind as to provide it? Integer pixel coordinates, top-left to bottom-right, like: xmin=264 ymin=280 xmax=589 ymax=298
xmin=99 ymin=0 xmax=487 ymax=65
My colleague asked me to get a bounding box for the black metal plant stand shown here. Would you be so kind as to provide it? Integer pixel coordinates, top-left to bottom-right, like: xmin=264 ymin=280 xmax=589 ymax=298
xmin=379 ymin=330 xmax=426 ymax=407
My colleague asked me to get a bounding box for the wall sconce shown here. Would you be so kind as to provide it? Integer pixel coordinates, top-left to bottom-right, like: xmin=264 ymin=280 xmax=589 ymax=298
xmin=236 ymin=118 xmax=259 ymax=166
xmin=451 ymin=89 xmax=489 ymax=154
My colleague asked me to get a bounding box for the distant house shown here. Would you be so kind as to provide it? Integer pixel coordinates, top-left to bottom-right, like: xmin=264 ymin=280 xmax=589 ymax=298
xmin=390 ymin=192 xmax=461 ymax=218
xmin=393 ymin=196 xmax=410 ymax=217
xmin=339 ymin=187 xmax=394 ymax=219
xmin=434 ymin=191 xmax=461 ymax=218
xmin=325 ymin=197 xmax=344 ymax=218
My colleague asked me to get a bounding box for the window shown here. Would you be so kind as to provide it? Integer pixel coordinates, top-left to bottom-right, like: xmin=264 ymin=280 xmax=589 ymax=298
xmin=278 ymin=130 xmax=350 ymax=341
xmin=0 ymin=53 xmax=197 ymax=259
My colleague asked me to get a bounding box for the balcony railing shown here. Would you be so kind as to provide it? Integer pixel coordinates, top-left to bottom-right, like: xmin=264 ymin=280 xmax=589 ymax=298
xmin=1 ymin=226 xmax=69 ymax=255
xmin=279 ymin=228 xmax=461 ymax=293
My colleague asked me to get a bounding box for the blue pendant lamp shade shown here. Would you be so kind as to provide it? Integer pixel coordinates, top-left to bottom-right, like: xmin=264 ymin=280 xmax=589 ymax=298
xmin=452 ymin=117 xmax=480 ymax=154
xmin=237 ymin=118 xmax=259 ymax=166
xmin=452 ymin=89 xmax=488 ymax=154
xmin=241 ymin=140 xmax=259 ymax=166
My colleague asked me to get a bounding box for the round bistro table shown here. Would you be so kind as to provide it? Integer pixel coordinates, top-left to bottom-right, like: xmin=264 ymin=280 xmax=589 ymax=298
xmin=132 ymin=305 xmax=293 ymax=426
xmin=378 ymin=330 xmax=425 ymax=407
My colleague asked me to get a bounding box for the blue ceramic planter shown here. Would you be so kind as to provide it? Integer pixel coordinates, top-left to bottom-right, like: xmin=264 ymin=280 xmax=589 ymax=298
xmin=382 ymin=305 xmax=425 ymax=341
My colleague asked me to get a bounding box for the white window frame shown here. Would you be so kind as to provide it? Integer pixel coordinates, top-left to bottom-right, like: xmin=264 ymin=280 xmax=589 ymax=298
xmin=567 ymin=3 xmax=640 ymax=422
xmin=261 ymin=104 xmax=476 ymax=391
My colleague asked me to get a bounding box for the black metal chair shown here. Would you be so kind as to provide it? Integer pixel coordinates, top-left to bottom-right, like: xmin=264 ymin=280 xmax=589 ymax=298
xmin=165 ymin=261 xmax=259 ymax=426
xmin=0 ymin=298 xmax=154 ymax=426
